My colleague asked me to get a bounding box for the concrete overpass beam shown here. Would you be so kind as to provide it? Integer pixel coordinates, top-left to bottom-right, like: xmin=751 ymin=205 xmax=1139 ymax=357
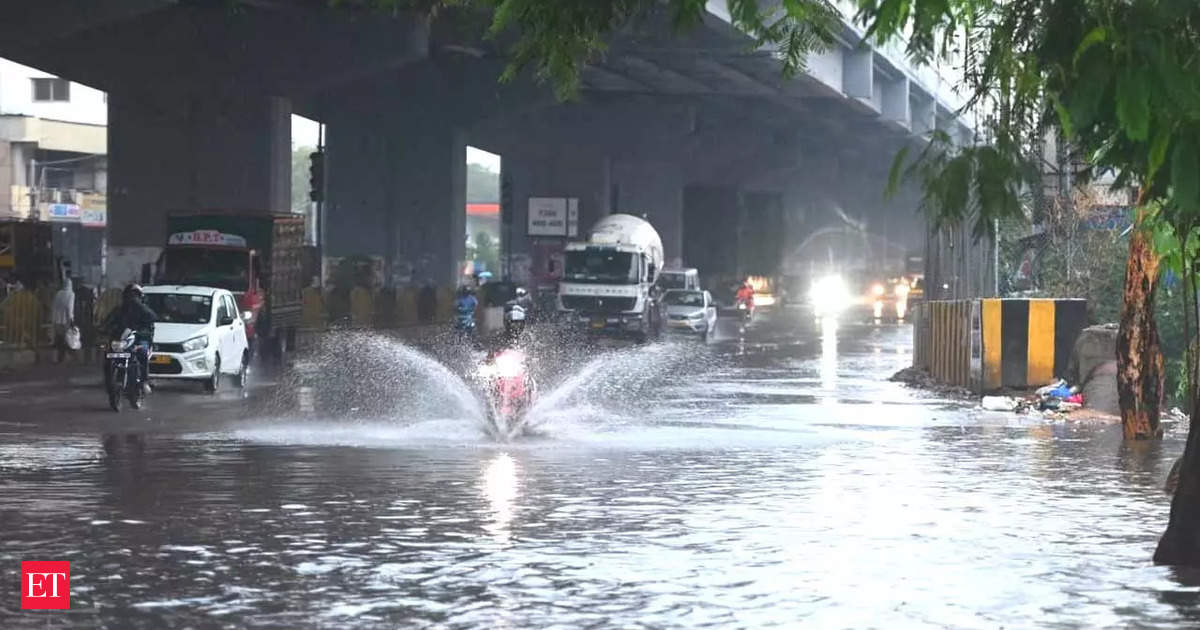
xmin=843 ymin=49 xmax=876 ymax=110
xmin=107 ymin=90 xmax=291 ymax=249
xmin=910 ymin=92 xmax=936 ymax=138
xmin=325 ymin=113 xmax=466 ymax=287
xmin=612 ymin=160 xmax=685 ymax=267
xmin=882 ymin=76 xmax=911 ymax=130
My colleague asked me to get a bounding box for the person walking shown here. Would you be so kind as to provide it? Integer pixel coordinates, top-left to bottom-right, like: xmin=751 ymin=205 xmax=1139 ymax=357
xmin=52 ymin=278 xmax=76 ymax=363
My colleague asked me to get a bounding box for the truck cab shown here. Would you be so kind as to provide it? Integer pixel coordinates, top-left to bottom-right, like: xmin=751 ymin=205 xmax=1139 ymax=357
xmin=558 ymin=214 xmax=664 ymax=340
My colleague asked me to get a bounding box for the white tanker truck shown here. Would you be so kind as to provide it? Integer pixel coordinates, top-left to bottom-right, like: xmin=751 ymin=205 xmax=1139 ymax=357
xmin=557 ymin=214 xmax=664 ymax=341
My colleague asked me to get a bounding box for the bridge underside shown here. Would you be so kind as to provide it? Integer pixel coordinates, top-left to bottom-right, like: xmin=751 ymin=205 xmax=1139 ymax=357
xmin=1 ymin=1 xmax=968 ymax=290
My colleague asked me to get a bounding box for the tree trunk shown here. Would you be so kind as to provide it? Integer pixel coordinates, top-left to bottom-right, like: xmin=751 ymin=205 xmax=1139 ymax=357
xmin=1155 ymin=387 xmax=1200 ymax=565
xmin=1116 ymin=213 xmax=1163 ymax=440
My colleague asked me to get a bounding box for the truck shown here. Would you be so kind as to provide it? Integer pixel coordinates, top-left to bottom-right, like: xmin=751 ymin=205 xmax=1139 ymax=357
xmin=154 ymin=212 xmax=305 ymax=356
xmin=558 ymin=214 xmax=664 ymax=340
xmin=0 ymin=221 xmax=55 ymax=290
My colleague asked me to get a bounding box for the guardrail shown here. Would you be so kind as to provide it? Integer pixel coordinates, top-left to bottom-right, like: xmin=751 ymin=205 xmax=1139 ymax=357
xmin=912 ymin=298 xmax=1088 ymax=392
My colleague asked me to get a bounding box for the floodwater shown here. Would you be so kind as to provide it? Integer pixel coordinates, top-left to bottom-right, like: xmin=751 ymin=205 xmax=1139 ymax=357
xmin=1 ymin=313 xmax=1195 ymax=629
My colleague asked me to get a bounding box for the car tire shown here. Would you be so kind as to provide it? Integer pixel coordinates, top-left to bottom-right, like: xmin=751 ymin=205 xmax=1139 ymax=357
xmin=205 ymin=355 xmax=221 ymax=393
xmin=234 ymin=351 xmax=249 ymax=389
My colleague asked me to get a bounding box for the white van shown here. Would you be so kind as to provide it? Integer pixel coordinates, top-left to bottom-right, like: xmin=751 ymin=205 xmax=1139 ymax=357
xmin=657 ymin=268 xmax=700 ymax=292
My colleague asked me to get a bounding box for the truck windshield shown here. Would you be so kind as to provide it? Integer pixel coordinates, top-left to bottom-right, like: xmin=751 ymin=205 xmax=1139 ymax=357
xmin=144 ymin=293 xmax=213 ymax=325
xmin=160 ymin=248 xmax=249 ymax=292
xmin=564 ymin=250 xmax=638 ymax=284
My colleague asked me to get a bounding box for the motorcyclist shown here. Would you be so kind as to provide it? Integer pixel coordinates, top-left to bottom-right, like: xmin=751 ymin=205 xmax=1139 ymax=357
xmin=735 ymin=281 xmax=755 ymax=309
xmin=503 ymin=287 xmax=532 ymax=340
xmin=454 ymin=286 xmax=477 ymax=332
xmin=104 ymin=284 xmax=158 ymax=392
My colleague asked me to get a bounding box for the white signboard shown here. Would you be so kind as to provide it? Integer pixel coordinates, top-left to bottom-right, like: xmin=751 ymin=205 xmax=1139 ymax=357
xmin=567 ymin=198 xmax=579 ymax=237
xmin=81 ymin=209 xmax=106 ymax=227
xmin=528 ymin=197 xmax=567 ymax=236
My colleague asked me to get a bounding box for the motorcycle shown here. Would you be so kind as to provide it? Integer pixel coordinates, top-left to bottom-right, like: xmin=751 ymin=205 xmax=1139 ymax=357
xmin=476 ymin=348 xmax=537 ymax=440
xmin=104 ymin=328 xmax=149 ymax=411
xmin=504 ymin=300 xmax=527 ymax=338
xmin=736 ymin=299 xmax=754 ymax=323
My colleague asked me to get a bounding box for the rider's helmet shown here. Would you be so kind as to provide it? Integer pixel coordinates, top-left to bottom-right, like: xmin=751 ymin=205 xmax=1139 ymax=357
xmin=123 ymin=283 xmax=144 ymax=302
xmin=458 ymin=285 xmax=472 ymax=298
xmin=515 ymin=287 xmax=527 ymax=298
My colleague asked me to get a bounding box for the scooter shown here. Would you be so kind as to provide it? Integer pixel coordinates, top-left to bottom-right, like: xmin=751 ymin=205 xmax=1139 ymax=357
xmin=476 ymin=348 xmax=537 ymax=440
xmin=104 ymin=328 xmax=149 ymax=411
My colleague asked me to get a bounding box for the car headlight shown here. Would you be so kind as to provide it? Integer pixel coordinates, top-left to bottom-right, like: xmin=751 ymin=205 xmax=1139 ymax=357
xmin=181 ymin=335 xmax=209 ymax=352
xmin=872 ymin=284 xmax=885 ymax=297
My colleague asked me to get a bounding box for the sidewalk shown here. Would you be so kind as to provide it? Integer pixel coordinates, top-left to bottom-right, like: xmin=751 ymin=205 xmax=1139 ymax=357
xmin=0 ymin=355 xmax=102 ymax=388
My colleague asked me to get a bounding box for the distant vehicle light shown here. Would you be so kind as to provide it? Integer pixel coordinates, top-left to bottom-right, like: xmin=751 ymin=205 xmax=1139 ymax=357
xmin=871 ymin=283 xmax=885 ymax=297
xmin=755 ymin=294 xmax=776 ymax=306
xmin=811 ymin=275 xmax=850 ymax=316
xmin=894 ymin=282 xmax=910 ymax=297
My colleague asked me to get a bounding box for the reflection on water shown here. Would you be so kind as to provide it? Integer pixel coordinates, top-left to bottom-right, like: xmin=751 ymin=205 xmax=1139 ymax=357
xmin=482 ymin=453 xmax=519 ymax=545
xmin=0 ymin=321 xmax=1194 ymax=628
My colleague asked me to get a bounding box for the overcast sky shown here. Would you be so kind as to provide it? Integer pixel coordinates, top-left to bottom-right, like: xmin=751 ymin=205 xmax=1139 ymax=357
xmin=292 ymin=115 xmax=501 ymax=172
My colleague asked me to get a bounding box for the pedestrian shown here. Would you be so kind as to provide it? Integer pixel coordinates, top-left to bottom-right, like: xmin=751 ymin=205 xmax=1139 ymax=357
xmin=52 ymin=277 xmax=76 ymax=363
xmin=418 ymin=279 xmax=437 ymax=324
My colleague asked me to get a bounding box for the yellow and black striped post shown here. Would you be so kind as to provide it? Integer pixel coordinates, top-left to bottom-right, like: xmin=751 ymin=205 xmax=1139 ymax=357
xmin=980 ymin=298 xmax=1087 ymax=390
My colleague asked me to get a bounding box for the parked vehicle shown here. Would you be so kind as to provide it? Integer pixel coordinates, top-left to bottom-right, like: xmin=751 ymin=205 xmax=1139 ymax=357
xmin=104 ymin=328 xmax=148 ymax=411
xmin=142 ymin=285 xmax=250 ymax=392
xmin=657 ymin=268 xmax=700 ymax=292
xmin=662 ymin=289 xmax=718 ymax=340
xmin=155 ymin=213 xmax=303 ymax=357
xmin=0 ymin=221 xmax=55 ymax=291
xmin=558 ymin=214 xmax=664 ymax=341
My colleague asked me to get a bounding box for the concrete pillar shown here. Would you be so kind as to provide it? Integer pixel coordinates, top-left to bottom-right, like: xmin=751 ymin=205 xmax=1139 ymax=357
xmin=613 ymin=159 xmax=684 ymax=268
xmin=326 ymin=112 xmax=466 ymax=287
xmin=107 ymin=89 xmax=292 ymax=248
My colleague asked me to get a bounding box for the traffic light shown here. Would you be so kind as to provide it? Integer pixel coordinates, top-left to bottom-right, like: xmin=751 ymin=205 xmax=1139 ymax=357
xmin=500 ymin=173 xmax=512 ymax=226
xmin=309 ymin=151 xmax=325 ymax=202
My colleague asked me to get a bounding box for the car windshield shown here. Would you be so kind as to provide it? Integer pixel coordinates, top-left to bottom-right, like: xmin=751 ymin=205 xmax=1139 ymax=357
xmin=160 ymin=248 xmax=248 ymax=292
xmin=564 ymin=250 xmax=638 ymax=284
xmin=664 ymin=291 xmax=704 ymax=307
xmin=145 ymin=293 xmax=213 ymax=325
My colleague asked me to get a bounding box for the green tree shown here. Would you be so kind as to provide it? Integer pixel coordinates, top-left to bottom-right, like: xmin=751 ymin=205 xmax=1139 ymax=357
xmin=474 ymin=230 xmax=500 ymax=272
xmin=292 ymin=145 xmax=316 ymax=214
xmin=467 ymin=162 xmax=500 ymax=203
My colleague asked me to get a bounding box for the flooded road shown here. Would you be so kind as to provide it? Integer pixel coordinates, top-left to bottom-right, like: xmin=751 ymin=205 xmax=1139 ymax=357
xmin=1 ymin=313 xmax=1195 ymax=628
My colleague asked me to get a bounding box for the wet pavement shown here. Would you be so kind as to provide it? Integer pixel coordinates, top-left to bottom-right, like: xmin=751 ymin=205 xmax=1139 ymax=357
xmin=1 ymin=311 xmax=1196 ymax=628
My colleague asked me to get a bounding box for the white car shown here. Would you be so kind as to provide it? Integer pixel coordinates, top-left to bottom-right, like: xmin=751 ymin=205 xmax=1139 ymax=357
xmin=662 ymin=289 xmax=719 ymax=340
xmin=142 ymin=285 xmax=251 ymax=391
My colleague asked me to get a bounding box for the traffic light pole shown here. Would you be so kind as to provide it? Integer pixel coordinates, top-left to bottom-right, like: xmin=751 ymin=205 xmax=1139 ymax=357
xmin=312 ymin=125 xmax=326 ymax=287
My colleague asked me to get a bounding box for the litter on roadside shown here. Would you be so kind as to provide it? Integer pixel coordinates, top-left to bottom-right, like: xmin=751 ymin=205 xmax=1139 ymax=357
xmin=978 ymin=378 xmax=1085 ymax=418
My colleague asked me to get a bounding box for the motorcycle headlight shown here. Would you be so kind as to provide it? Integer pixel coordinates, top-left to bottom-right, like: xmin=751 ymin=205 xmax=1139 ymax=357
xmin=181 ymin=335 xmax=209 ymax=352
xmin=110 ymin=340 xmax=125 ymax=351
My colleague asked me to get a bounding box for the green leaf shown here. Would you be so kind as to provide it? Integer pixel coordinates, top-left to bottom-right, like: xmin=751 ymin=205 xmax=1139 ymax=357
xmin=1050 ymin=94 xmax=1074 ymax=138
xmin=1116 ymin=69 xmax=1151 ymax=141
xmin=1173 ymin=137 xmax=1200 ymax=213
xmin=1148 ymin=124 xmax=1172 ymax=187
xmin=886 ymin=144 xmax=911 ymax=198
xmin=1073 ymin=25 xmax=1110 ymax=67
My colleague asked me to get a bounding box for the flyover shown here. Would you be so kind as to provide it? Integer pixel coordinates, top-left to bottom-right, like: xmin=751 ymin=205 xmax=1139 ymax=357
xmin=0 ymin=0 xmax=979 ymax=291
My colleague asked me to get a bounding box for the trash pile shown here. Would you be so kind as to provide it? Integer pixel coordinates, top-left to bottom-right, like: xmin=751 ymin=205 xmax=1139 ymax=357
xmin=980 ymin=379 xmax=1086 ymax=418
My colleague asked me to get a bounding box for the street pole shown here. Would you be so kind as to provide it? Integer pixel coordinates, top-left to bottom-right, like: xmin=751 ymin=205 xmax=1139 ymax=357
xmin=316 ymin=124 xmax=325 ymax=288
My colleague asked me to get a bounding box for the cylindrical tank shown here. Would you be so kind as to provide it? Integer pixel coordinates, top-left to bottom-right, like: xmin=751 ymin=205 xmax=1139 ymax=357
xmin=587 ymin=214 xmax=664 ymax=280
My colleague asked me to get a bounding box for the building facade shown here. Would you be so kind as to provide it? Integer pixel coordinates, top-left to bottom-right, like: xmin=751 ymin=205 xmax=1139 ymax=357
xmin=0 ymin=58 xmax=108 ymax=286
